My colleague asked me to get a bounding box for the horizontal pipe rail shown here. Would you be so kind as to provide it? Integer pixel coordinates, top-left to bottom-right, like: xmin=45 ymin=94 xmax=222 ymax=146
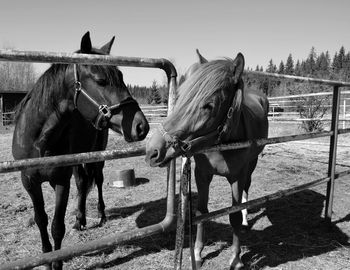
xmin=1 ymin=129 xmax=350 ymax=174
xmin=0 ymin=147 xmax=146 ymax=173
xmin=0 ymin=50 xmax=177 ymax=80
xmin=246 ymin=70 xmax=350 ymax=87
xmin=269 ymin=90 xmax=350 ymax=100
xmin=1 ymin=50 xmax=350 ymax=87
xmin=194 ymin=169 xmax=350 ymax=225
xmin=199 ymin=128 xmax=350 ymax=154
xmin=1 ymin=221 xmax=167 ymax=270
xmin=269 ymin=118 xmax=350 ymax=122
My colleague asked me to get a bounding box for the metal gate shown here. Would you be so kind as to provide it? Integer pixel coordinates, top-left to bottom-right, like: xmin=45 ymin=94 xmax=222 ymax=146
xmin=0 ymin=50 xmax=350 ymax=269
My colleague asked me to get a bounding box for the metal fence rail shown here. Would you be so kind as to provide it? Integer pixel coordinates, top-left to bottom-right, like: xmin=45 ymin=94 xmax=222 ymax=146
xmin=1 ymin=128 xmax=349 ymax=174
xmin=0 ymin=50 xmax=350 ymax=269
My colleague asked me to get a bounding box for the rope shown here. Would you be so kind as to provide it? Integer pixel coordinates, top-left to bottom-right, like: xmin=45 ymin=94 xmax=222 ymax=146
xmin=173 ymin=157 xmax=192 ymax=270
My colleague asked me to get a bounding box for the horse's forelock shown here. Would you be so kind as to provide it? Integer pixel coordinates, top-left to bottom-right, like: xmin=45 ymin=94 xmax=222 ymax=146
xmin=76 ymin=47 xmax=124 ymax=88
xmin=166 ymin=59 xmax=239 ymax=132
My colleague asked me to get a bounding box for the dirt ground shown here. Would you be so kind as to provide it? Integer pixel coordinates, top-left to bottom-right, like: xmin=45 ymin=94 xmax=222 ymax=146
xmin=0 ymin=122 xmax=350 ymax=270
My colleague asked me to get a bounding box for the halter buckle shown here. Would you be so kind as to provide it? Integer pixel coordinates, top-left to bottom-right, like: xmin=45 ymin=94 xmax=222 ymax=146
xmin=227 ymin=106 xmax=234 ymax=119
xmin=180 ymin=141 xmax=192 ymax=152
xmin=99 ymin=104 xmax=112 ymax=119
xmin=74 ymin=81 xmax=82 ymax=92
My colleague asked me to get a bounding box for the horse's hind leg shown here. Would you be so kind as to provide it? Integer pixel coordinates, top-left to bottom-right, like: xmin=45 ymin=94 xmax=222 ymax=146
xmin=21 ymin=172 xmax=52 ymax=269
xmin=94 ymin=162 xmax=107 ymax=226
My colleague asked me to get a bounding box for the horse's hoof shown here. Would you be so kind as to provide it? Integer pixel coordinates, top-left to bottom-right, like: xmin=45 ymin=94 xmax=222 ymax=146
xmin=189 ymin=256 xmax=203 ymax=269
xmin=52 ymin=261 xmax=62 ymax=270
xmin=229 ymin=257 xmax=244 ymax=270
xmin=40 ymin=264 xmax=52 ymax=270
xmin=195 ymin=260 xmax=203 ymax=269
xmin=72 ymin=222 xmax=86 ymax=231
xmin=240 ymin=224 xmax=250 ymax=233
xmin=98 ymin=216 xmax=107 ymax=227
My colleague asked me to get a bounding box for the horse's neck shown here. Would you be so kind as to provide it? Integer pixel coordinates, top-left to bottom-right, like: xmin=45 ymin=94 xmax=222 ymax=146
xmin=220 ymin=106 xmax=244 ymax=143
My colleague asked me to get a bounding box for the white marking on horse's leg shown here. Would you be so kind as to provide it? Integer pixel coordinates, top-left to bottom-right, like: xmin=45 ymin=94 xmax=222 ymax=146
xmin=194 ymin=210 xmax=205 ymax=266
xmin=241 ymin=191 xmax=248 ymax=226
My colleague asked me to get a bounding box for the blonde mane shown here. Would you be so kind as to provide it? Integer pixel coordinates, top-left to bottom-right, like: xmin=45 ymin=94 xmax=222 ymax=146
xmin=166 ymin=58 xmax=239 ymax=131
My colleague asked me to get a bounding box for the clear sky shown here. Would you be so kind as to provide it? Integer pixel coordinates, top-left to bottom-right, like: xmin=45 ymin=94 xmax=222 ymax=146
xmin=0 ymin=0 xmax=349 ymax=86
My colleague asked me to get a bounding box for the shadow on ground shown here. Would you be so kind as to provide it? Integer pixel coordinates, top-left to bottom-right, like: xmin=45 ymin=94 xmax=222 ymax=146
xmin=82 ymin=189 xmax=350 ymax=269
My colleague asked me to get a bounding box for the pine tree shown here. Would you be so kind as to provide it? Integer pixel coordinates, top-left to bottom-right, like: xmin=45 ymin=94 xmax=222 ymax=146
xmin=305 ymin=47 xmax=317 ymax=75
xmin=148 ymin=80 xmax=162 ymax=104
xmin=278 ymin=61 xmax=285 ymax=74
xmin=338 ymin=46 xmax=346 ymax=69
xmin=295 ymin=60 xmax=301 ymax=76
xmin=285 ymin=54 xmax=294 ymax=75
xmin=316 ymin=52 xmax=330 ymax=77
xmin=266 ymin=59 xmax=276 ymax=73
xmin=332 ymin=52 xmax=340 ymax=71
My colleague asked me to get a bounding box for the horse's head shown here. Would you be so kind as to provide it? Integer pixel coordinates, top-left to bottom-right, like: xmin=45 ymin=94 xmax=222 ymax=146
xmin=145 ymin=51 xmax=245 ymax=166
xmin=68 ymin=32 xmax=149 ymax=141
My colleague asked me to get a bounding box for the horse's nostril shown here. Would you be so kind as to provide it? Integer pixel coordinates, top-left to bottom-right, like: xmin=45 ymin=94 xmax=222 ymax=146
xmin=136 ymin=123 xmax=143 ymax=136
xmin=136 ymin=121 xmax=149 ymax=140
xmin=150 ymin=149 xmax=160 ymax=161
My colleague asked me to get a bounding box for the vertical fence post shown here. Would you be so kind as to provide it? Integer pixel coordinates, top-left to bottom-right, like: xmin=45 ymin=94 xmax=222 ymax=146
xmin=0 ymin=95 xmax=3 ymax=127
xmin=325 ymin=86 xmax=340 ymax=224
xmin=343 ymin=99 xmax=346 ymax=129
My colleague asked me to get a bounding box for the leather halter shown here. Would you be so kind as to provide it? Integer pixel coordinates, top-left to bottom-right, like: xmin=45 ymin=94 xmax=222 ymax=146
xmin=159 ymin=91 xmax=239 ymax=157
xmin=73 ymin=64 xmax=137 ymax=130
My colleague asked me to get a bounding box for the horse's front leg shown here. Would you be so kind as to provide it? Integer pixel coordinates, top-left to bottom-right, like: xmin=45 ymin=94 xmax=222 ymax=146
xmin=241 ymin=158 xmax=257 ymax=229
xmin=73 ymin=165 xmax=89 ymax=230
xmin=21 ymin=173 xmax=52 ymax=270
xmin=228 ymin=178 xmax=245 ymax=270
xmin=51 ymin=173 xmax=71 ymax=270
xmin=94 ymin=162 xmax=107 ymax=226
xmin=241 ymin=190 xmax=248 ymax=227
xmin=193 ymin=165 xmax=213 ymax=268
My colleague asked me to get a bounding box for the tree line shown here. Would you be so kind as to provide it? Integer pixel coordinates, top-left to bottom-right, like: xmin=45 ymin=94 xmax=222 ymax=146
xmin=246 ymin=46 xmax=350 ymax=96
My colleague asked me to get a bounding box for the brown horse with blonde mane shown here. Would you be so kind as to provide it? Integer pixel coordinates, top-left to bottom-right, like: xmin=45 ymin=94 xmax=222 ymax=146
xmin=145 ymin=51 xmax=268 ymax=269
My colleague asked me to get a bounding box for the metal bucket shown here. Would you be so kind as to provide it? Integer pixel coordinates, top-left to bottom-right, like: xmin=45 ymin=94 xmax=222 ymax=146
xmin=109 ymin=169 xmax=136 ymax=188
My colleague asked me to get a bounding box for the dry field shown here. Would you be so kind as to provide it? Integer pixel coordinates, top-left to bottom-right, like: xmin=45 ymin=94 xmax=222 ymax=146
xmin=0 ymin=122 xmax=350 ymax=270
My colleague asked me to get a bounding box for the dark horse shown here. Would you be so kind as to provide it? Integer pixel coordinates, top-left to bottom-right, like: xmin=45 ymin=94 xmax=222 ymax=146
xmin=12 ymin=32 xmax=149 ymax=270
xmin=146 ymin=51 xmax=268 ymax=269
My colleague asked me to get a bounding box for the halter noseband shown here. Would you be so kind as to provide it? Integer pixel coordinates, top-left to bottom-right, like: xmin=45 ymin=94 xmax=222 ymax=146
xmin=73 ymin=64 xmax=137 ymax=130
xmin=159 ymin=92 xmax=239 ymax=157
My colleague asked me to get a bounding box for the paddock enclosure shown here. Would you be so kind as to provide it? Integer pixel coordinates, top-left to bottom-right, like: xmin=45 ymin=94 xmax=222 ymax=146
xmin=0 ymin=51 xmax=350 ymax=269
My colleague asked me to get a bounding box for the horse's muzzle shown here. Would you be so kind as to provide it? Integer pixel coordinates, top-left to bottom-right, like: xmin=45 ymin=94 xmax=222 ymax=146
xmin=145 ymin=129 xmax=177 ymax=167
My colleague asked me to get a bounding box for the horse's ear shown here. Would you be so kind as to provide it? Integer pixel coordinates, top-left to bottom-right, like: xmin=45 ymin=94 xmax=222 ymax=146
xmin=81 ymin=31 xmax=92 ymax=53
xmin=232 ymin=53 xmax=245 ymax=84
xmin=100 ymin=36 xmax=115 ymax=54
xmin=196 ymin=49 xmax=208 ymax=64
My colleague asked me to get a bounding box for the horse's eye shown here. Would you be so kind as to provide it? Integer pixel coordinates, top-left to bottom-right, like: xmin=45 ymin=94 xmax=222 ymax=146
xmin=203 ymin=103 xmax=213 ymax=111
xmin=96 ymin=79 xmax=108 ymax=87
